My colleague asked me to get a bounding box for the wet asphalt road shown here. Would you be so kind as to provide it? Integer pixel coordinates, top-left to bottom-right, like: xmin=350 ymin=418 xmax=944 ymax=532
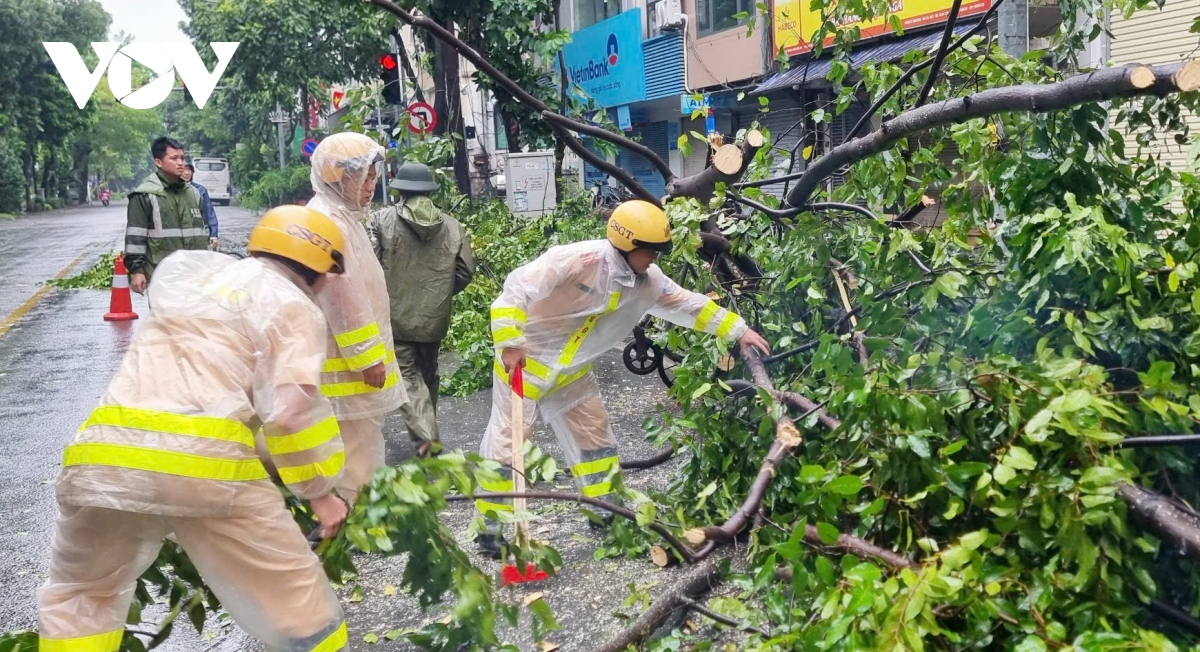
xmin=0 ymin=203 xmax=735 ymax=651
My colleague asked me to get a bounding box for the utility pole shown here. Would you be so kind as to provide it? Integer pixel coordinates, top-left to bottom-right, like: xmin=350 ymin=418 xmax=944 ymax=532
xmin=999 ymin=0 xmax=1029 ymax=58
xmin=269 ymin=103 xmax=289 ymax=169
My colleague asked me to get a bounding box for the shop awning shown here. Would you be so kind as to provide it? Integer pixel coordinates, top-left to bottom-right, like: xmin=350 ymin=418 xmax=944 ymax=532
xmin=751 ymin=25 xmax=975 ymax=95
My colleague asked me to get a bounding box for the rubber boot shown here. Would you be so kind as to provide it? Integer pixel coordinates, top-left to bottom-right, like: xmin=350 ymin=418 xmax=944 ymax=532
xmin=476 ymin=518 xmax=508 ymax=560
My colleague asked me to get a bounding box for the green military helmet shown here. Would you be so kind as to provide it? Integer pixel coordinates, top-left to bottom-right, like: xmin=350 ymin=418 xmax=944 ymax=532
xmin=390 ymin=162 xmax=439 ymax=194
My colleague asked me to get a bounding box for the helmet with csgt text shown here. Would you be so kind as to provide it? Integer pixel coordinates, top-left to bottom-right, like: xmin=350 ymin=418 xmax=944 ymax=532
xmin=606 ymin=200 xmax=673 ymax=254
xmin=248 ymin=205 xmax=346 ymax=274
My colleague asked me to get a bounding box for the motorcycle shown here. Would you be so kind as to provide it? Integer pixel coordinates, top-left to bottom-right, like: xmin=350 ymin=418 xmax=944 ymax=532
xmin=99 ymin=189 xmax=111 ymax=207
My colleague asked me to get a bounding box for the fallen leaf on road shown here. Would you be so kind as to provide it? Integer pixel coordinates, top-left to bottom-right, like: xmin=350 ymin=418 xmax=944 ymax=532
xmin=522 ymin=591 xmax=544 ymax=606
xmin=363 ymin=632 xmax=379 ymax=644
xmin=538 ymin=642 xmax=560 ymax=651
xmin=384 ymin=583 xmax=396 ymax=596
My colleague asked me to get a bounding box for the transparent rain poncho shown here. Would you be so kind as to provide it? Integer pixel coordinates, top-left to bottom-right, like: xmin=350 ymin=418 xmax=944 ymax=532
xmin=56 ymin=251 xmax=345 ymax=517
xmin=477 ymin=240 xmax=748 ymax=510
xmin=307 ymin=132 xmax=406 ymax=421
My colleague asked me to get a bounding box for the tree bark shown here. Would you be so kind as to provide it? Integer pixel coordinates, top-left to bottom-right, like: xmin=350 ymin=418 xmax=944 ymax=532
xmin=1118 ymin=483 xmax=1200 ymax=561
xmin=591 ymin=552 xmax=729 ymax=652
xmin=785 ymin=61 xmax=1200 ymax=208
xmin=665 ymin=130 xmax=765 ymax=203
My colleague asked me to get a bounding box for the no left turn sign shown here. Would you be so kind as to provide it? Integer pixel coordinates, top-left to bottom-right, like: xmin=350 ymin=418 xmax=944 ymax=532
xmin=407 ymin=101 xmax=437 ymax=134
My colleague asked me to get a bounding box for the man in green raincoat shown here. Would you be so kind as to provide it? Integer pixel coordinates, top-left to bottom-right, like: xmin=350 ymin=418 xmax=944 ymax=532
xmin=369 ymin=162 xmax=476 ymax=457
xmin=125 ymin=137 xmax=207 ymax=294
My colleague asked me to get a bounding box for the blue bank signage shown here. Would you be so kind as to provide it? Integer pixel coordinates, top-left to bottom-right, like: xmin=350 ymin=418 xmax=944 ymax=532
xmin=561 ymin=9 xmax=646 ymax=108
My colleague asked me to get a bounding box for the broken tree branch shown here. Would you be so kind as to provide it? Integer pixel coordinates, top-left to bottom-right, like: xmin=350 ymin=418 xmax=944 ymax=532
xmin=366 ymin=0 xmax=671 ymax=205
xmin=591 ymin=552 xmax=730 ymax=652
xmin=1118 ymin=483 xmax=1200 ymax=561
xmin=543 ymin=110 xmax=676 ymax=183
xmin=786 ymin=61 xmax=1200 ymax=207
xmin=1118 ymin=434 xmax=1200 ymax=448
xmin=688 ymin=348 xmax=802 ymax=547
xmin=724 ymin=378 xmax=844 ymax=431
xmin=679 ymin=596 xmax=770 ymax=636
xmin=666 ymin=130 xmax=766 ymax=203
xmin=914 ymin=0 xmax=965 ymax=108
xmin=843 ymin=0 xmax=1007 ymax=142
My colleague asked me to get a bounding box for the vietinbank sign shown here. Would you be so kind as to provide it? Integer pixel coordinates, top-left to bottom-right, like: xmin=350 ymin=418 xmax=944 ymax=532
xmin=561 ymin=9 xmax=645 ymax=108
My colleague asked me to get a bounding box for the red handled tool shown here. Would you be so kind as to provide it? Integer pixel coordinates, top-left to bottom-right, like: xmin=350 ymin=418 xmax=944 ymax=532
xmin=500 ymin=364 xmax=549 ymax=586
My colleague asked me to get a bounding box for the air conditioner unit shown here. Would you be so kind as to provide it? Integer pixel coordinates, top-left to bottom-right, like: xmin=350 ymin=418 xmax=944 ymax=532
xmin=652 ymin=0 xmax=685 ymax=31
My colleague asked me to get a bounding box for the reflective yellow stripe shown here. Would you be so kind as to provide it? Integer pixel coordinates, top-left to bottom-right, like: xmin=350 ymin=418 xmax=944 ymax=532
xmin=581 ymin=481 xmax=614 ymax=498
xmin=558 ymin=315 xmax=599 ymax=367
xmin=333 ymin=323 xmax=380 ymax=348
xmin=266 ymin=416 xmax=339 ymax=455
xmin=81 ymin=406 xmax=255 ymax=448
xmin=493 ymin=325 xmax=523 ymax=345
xmin=63 ymin=443 xmax=269 ymax=482
xmin=277 ymin=450 xmax=345 ymax=485
xmin=572 ymin=455 xmax=619 ymax=478
xmin=694 ymin=301 xmax=720 ymax=332
xmin=322 ymin=348 xmax=395 ymax=373
xmin=716 ymin=311 xmax=740 ymax=339
xmin=524 ymin=357 xmax=552 ymax=379
xmin=554 ymin=365 xmax=592 ymax=389
xmin=493 ymin=360 xmax=543 ymax=400
xmin=491 ymin=306 xmax=528 ymax=323
xmin=310 ymin=622 xmax=349 ymax=652
xmin=476 ymin=499 xmax=513 ymax=514
xmin=556 ymin=293 xmax=622 ymax=368
xmin=321 ymin=371 xmax=399 ymax=398
xmin=39 ymin=630 xmax=123 ymax=652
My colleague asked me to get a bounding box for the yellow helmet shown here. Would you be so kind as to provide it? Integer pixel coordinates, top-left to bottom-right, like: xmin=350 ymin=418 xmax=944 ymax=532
xmin=607 ymin=200 xmax=673 ymax=254
xmin=248 ymin=205 xmax=346 ymax=275
xmin=313 ymin=132 xmax=384 ymax=185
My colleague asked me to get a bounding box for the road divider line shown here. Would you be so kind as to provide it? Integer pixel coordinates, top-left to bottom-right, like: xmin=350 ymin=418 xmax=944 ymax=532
xmin=0 ymin=252 xmax=91 ymax=340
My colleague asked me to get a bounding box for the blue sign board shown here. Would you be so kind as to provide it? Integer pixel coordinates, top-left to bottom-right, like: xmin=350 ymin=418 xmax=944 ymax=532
xmin=561 ymin=9 xmax=646 ymax=108
xmin=680 ymin=92 xmax=737 ymax=117
xmin=301 ymin=138 xmax=319 ymax=158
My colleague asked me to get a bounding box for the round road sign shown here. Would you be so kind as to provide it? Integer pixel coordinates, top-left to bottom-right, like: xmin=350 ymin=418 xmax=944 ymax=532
xmin=301 ymin=138 xmax=319 ymax=158
xmin=407 ymin=101 xmax=437 ymax=134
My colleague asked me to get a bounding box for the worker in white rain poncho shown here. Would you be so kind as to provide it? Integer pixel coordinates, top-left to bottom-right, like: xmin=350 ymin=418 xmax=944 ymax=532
xmin=476 ymin=199 xmax=771 ymax=558
xmin=38 ymin=206 xmax=353 ymax=651
xmin=307 ymin=133 xmax=406 ymax=504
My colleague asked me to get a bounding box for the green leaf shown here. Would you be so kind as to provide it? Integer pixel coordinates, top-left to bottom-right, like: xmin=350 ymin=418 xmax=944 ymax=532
xmin=363 ymin=632 xmax=379 ymax=644
xmin=1003 ymin=446 xmax=1037 ymax=471
xmin=807 ymin=286 xmax=825 ymax=300
xmin=817 ymin=522 xmax=840 ymax=544
xmin=993 ymin=463 xmax=1016 ymax=485
xmin=1080 ymin=465 xmax=1123 ymax=489
xmin=799 ymin=464 xmax=826 ymax=483
xmin=815 ymin=555 xmax=836 ymax=584
xmin=825 ymin=475 xmax=864 ymax=495
xmin=1014 ymin=636 xmax=1048 ymax=652
xmin=691 ymin=382 xmax=713 ymax=400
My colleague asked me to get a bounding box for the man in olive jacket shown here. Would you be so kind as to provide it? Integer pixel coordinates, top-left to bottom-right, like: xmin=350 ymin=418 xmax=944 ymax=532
xmin=125 ymin=137 xmax=207 ymax=294
xmin=369 ymin=162 xmax=476 ymax=457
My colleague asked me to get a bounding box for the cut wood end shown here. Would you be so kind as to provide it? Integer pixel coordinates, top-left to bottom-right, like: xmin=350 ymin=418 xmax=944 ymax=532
xmin=1129 ymin=66 xmax=1156 ymax=89
xmin=712 ymin=144 xmax=744 ymax=174
xmin=920 ymin=194 xmax=936 ymax=207
xmin=685 ymin=528 xmax=708 ymax=545
xmin=717 ymin=354 xmax=736 ymax=372
xmin=776 ymin=420 xmax=803 ymax=448
xmin=744 ymin=129 xmax=765 ymax=148
xmin=1174 ymin=60 xmax=1200 ymax=92
xmin=650 ymin=545 xmax=671 ymax=567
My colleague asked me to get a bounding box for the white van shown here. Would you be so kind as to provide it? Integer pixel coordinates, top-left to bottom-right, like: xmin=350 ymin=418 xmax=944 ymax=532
xmin=192 ymin=157 xmax=232 ymax=205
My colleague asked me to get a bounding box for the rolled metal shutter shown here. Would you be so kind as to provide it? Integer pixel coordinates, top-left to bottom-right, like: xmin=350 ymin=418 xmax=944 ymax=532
xmin=736 ymin=98 xmax=804 ymax=199
xmin=619 ymin=121 xmax=671 ymax=199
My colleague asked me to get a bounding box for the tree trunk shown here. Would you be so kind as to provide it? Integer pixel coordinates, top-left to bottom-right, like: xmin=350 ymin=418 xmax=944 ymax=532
xmin=433 ymin=20 xmax=470 ymax=196
xmin=665 ymin=130 xmax=764 ymax=203
xmin=301 ymin=86 xmax=310 ymax=138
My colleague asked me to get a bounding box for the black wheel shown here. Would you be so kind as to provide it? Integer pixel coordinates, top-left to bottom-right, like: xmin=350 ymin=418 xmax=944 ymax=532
xmin=656 ymin=348 xmax=683 ymax=388
xmin=623 ymin=339 xmax=661 ymax=375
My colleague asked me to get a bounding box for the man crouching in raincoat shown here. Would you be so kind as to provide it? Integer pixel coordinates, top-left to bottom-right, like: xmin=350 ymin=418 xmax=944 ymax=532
xmin=475 ymin=199 xmax=771 ymax=558
xmin=37 ymin=206 xmax=353 ymax=651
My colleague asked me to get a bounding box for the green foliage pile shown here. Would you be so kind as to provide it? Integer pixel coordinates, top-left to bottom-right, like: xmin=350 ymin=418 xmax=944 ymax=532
xmin=45 ymin=253 xmax=118 ymax=290
xmin=238 ymin=164 xmax=315 ymax=212
xmin=441 ymin=192 xmax=605 ymax=396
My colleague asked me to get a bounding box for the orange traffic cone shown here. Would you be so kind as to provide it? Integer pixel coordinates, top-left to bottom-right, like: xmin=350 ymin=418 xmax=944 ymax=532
xmin=103 ymin=254 xmax=139 ymax=322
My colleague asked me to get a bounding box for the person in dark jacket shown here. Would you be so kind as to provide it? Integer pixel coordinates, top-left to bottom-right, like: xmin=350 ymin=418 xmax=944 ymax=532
xmin=124 ymin=137 xmax=207 ymax=294
xmin=182 ymin=162 xmax=220 ymax=251
xmin=368 ymin=163 xmax=476 ymax=457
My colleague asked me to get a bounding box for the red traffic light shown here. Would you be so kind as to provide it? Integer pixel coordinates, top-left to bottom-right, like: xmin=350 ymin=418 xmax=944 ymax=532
xmin=378 ymin=54 xmax=397 ymax=70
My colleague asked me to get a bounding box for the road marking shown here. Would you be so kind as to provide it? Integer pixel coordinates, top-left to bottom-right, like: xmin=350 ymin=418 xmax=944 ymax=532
xmin=0 ymin=252 xmax=91 ymax=340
